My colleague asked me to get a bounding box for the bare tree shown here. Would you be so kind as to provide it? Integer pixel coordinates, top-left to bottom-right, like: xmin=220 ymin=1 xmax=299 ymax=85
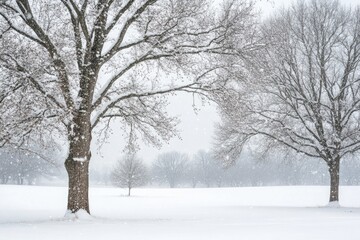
xmin=111 ymin=154 xmax=148 ymax=196
xmin=0 ymin=145 xmax=61 ymax=185
xmin=193 ymin=150 xmax=217 ymax=187
xmin=0 ymin=0 xmax=257 ymax=213
xmin=186 ymin=163 xmax=200 ymax=188
xmin=152 ymin=151 xmax=188 ymax=188
xmin=215 ymin=0 xmax=360 ymax=203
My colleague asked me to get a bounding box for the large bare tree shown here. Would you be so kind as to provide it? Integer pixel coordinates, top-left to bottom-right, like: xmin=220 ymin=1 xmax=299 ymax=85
xmin=0 ymin=0 xmax=257 ymax=214
xmin=215 ymin=0 xmax=360 ymax=203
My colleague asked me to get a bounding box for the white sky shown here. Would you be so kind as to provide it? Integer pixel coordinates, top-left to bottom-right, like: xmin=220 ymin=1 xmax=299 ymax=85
xmin=90 ymin=0 xmax=360 ymax=170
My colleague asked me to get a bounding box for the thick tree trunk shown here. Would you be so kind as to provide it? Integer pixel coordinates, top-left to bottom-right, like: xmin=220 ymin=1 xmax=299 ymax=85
xmin=65 ymin=114 xmax=92 ymax=214
xmin=65 ymin=158 xmax=90 ymax=213
xmin=328 ymin=159 xmax=340 ymax=202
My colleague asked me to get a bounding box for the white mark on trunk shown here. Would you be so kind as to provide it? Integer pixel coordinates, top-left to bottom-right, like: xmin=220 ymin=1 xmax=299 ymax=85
xmin=73 ymin=157 xmax=87 ymax=162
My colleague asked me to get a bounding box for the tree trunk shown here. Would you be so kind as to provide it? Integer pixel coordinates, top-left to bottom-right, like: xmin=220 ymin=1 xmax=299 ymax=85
xmin=65 ymin=114 xmax=92 ymax=214
xmin=191 ymin=179 xmax=197 ymax=188
xmin=328 ymin=159 xmax=340 ymax=202
xmin=17 ymin=176 xmax=23 ymax=185
xmin=65 ymin=158 xmax=90 ymax=213
xmin=128 ymin=187 xmax=131 ymax=196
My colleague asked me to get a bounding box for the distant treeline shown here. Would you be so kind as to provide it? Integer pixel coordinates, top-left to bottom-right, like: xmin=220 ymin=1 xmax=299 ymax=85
xmin=90 ymin=150 xmax=360 ymax=188
xmin=1 ymin=148 xmax=359 ymax=187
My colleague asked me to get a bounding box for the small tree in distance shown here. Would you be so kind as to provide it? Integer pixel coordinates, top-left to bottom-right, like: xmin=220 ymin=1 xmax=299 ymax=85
xmin=194 ymin=150 xmax=217 ymax=187
xmin=152 ymin=151 xmax=188 ymax=188
xmin=111 ymin=154 xmax=148 ymax=196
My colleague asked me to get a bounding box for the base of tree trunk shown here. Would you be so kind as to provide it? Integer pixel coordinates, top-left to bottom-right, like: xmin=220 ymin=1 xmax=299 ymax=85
xmin=326 ymin=201 xmax=341 ymax=208
xmin=64 ymin=209 xmax=93 ymax=220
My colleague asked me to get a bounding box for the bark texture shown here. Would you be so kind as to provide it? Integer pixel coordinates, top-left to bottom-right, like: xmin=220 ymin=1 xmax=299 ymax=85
xmin=65 ymin=158 xmax=90 ymax=213
xmin=65 ymin=115 xmax=92 ymax=213
xmin=328 ymin=160 xmax=340 ymax=202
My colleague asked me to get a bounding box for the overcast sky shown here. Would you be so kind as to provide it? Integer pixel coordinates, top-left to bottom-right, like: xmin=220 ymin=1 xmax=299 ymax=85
xmin=90 ymin=0 xmax=360 ymax=170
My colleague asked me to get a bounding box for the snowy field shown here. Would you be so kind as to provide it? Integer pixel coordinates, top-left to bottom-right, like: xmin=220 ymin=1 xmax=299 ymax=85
xmin=1 ymin=185 xmax=360 ymax=240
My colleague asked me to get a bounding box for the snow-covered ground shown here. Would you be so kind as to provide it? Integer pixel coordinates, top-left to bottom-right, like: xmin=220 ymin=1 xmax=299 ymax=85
xmin=1 ymin=185 xmax=360 ymax=240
